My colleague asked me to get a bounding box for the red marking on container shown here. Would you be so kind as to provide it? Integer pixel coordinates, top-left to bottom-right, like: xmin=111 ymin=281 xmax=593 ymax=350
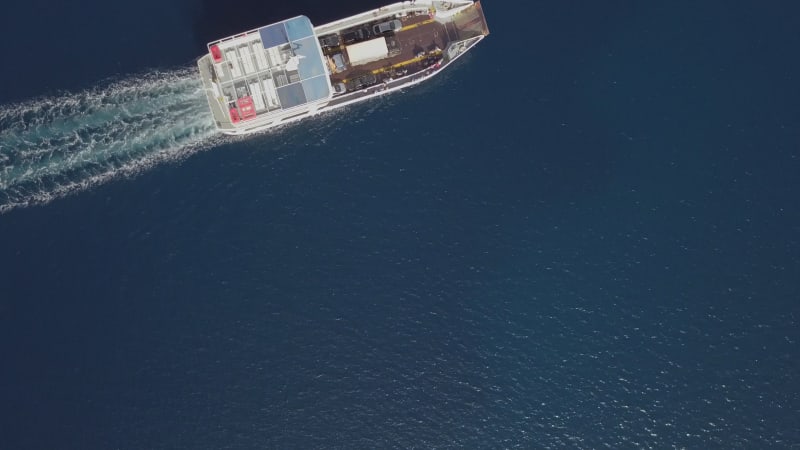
xmin=210 ymin=45 xmax=222 ymax=62
xmin=229 ymin=107 xmax=241 ymax=123
xmin=237 ymin=96 xmax=257 ymax=120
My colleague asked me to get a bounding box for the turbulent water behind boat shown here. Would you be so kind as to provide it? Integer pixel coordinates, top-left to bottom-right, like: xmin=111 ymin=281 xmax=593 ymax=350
xmin=0 ymin=68 xmax=219 ymax=213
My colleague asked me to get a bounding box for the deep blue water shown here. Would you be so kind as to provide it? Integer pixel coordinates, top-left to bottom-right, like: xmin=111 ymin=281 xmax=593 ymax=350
xmin=1 ymin=1 xmax=799 ymax=448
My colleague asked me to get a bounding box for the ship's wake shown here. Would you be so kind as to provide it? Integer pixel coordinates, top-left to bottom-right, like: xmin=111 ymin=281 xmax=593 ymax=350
xmin=0 ymin=67 xmax=221 ymax=214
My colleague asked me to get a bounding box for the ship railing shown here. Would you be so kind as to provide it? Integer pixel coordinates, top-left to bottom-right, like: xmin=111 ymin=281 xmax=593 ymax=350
xmin=313 ymin=1 xmax=439 ymax=35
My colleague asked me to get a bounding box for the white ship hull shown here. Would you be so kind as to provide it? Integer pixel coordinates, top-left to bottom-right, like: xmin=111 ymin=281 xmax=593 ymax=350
xmin=198 ymin=1 xmax=489 ymax=135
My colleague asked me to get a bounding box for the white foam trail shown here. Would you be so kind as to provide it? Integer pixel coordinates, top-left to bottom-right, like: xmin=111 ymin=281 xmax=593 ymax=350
xmin=0 ymin=67 xmax=221 ymax=213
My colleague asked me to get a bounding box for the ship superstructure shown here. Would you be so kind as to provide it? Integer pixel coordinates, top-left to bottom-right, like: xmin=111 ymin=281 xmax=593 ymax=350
xmin=197 ymin=1 xmax=489 ymax=135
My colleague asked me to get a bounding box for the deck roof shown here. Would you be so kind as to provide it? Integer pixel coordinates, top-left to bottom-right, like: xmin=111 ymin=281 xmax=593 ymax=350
xmin=209 ymin=16 xmax=330 ymax=112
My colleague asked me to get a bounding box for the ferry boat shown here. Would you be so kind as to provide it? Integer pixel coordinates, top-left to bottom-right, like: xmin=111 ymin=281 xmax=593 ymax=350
xmin=197 ymin=1 xmax=489 ymax=135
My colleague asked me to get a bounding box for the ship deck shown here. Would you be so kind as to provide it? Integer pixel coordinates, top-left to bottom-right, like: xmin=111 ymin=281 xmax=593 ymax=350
xmin=328 ymin=2 xmax=488 ymax=84
xmin=198 ymin=1 xmax=489 ymax=134
xmin=328 ymin=14 xmax=449 ymax=83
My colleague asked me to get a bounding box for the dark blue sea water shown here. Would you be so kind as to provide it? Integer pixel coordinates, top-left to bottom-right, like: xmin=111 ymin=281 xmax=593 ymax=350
xmin=1 ymin=1 xmax=799 ymax=448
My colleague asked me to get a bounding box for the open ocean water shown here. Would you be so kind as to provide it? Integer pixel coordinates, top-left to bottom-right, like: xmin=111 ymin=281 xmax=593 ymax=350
xmin=1 ymin=1 xmax=799 ymax=448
